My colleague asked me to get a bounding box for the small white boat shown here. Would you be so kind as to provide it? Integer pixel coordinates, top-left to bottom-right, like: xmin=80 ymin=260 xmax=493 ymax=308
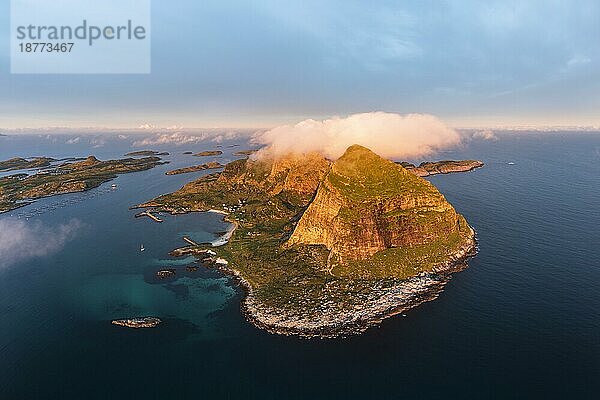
xmin=140 ymin=244 xmax=145 ymax=252
xmin=111 ymin=184 xmax=117 ymax=189
xmin=508 ymin=162 xmax=515 ymax=165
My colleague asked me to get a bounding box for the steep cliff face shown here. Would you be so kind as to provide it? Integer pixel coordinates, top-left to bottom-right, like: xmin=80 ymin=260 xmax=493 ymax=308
xmin=218 ymin=152 xmax=331 ymax=204
xmin=287 ymin=145 xmax=473 ymax=263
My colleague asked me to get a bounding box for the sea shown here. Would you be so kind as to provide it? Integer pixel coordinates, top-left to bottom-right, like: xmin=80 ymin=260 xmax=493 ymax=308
xmin=0 ymin=131 xmax=598 ymax=399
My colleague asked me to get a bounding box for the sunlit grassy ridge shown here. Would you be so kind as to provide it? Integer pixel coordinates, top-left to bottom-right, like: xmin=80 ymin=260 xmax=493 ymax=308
xmin=329 ymin=144 xmax=441 ymax=200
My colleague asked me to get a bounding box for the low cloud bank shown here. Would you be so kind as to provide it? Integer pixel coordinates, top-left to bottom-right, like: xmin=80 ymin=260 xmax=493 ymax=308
xmin=133 ymin=132 xmax=209 ymax=147
xmin=472 ymin=129 xmax=498 ymax=141
xmin=133 ymin=130 xmax=251 ymax=147
xmin=252 ymin=112 xmax=461 ymax=160
xmin=0 ymin=218 xmax=83 ymax=268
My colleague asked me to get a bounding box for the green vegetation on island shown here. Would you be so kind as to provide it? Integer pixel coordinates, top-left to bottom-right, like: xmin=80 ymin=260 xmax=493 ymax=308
xmin=398 ymin=160 xmax=484 ymax=177
xmin=165 ymin=161 xmax=224 ymax=175
xmin=0 ymin=157 xmax=55 ymax=172
xmin=233 ymin=149 xmax=259 ymax=156
xmin=138 ymin=145 xmax=476 ymax=337
xmin=194 ymin=150 xmax=223 ymax=157
xmin=0 ymin=155 xmax=165 ymax=213
xmin=125 ymin=150 xmax=170 ymax=157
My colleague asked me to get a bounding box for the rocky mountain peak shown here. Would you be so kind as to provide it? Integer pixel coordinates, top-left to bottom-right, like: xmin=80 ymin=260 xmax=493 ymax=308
xmin=287 ymin=145 xmax=472 ymax=264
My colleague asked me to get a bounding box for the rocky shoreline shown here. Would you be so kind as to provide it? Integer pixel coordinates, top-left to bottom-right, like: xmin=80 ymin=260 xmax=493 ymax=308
xmin=170 ymin=209 xmax=477 ymax=339
xmin=230 ymin=234 xmax=475 ymax=338
xmin=398 ymin=160 xmax=484 ymax=177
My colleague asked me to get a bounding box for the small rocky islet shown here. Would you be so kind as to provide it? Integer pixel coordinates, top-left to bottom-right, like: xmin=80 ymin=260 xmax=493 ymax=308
xmin=125 ymin=150 xmax=170 ymax=157
xmin=193 ymin=150 xmax=222 ymax=157
xmin=138 ymin=144 xmax=480 ymax=338
xmin=111 ymin=317 xmax=162 ymax=329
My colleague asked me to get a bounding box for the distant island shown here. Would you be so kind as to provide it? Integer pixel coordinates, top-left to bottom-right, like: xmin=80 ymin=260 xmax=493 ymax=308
xmin=165 ymin=161 xmax=224 ymax=175
xmin=138 ymin=145 xmax=476 ymax=337
xmin=233 ymin=150 xmax=258 ymax=156
xmin=398 ymin=160 xmax=484 ymax=177
xmin=125 ymin=150 xmax=170 ymax=157
xmin=0 ymin=155 xmax=166 ymax=213
xmin=194 ymin=150 xmax=222 ymax=157
xmin=0 ymin=157 xmax=55 ymax=172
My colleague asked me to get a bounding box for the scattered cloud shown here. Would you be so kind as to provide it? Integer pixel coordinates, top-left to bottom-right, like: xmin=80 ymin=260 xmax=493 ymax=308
xmin=253 ymin=112 xmax=461 ymax=160
xmin=133 ymin=130 xmax=252 ymax=147
xmin=66 ymin=136 xmax=81 ymax=144
xmin=0 ymin=218 xmax=83 ymax=269
xmin=89 ymin=137 xmax=106 ymax=148
xmin=138 ymin=123 xmax=158 ymax=130
xmin=567 ymin=56 xmax=591 ymax=69
xmin=257 ymin=1 xmax=421 ymax=70
xmin=133 ymin=132 xmax=209 ymax=147
xmin=211 ymin=130 xmax=251 ymax=143
xmin=472 ymin=129 xmax=498 ymax=141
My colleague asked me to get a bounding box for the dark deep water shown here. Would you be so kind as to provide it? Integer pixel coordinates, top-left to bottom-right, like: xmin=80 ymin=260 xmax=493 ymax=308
xmin=0 ymin=132 xmax=598 ymax=399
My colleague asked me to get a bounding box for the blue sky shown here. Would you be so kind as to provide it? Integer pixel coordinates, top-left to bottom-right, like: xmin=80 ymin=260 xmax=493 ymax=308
xmin=1 ymin=0 xmax=600 ymax=128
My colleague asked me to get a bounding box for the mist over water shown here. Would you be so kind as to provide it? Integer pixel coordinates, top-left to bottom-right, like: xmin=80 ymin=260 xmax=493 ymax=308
xmin=0 ymin=132 xmax=598 ymax=399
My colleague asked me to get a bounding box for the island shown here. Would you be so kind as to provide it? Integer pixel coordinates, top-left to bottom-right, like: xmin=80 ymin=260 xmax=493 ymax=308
xmin=111 ymin=317 xmax=162 ymax=329
xmin=156 ymin=269 xmax=176 ymax=279
xmin=233 ymin=150 xmax=259 ymax=156
xmin=0 ymin=155 xmax=166 ymax=213
xmin=165 ymin=161 xmax=224 ymax=175
xmin=137 ymin=145 xmax=476 ymax=337
xmin=125 ymin=150 xmax=170 ymax=157
xmin=194 ymin=150 xmax=223 ymax=157
xmin=0 ymin=157 xmax=55 ymax=172
xmin=398 ymin=160 xmax=484 ymax=177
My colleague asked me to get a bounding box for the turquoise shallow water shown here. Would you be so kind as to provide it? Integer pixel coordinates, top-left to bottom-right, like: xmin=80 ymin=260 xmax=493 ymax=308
xmin=0 ymin=133 xmax=598 ymax=399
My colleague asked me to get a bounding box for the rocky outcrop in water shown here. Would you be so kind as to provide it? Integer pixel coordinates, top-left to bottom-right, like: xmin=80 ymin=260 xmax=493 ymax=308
xmin=111 ymin=317 xmax=161 ymax=329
